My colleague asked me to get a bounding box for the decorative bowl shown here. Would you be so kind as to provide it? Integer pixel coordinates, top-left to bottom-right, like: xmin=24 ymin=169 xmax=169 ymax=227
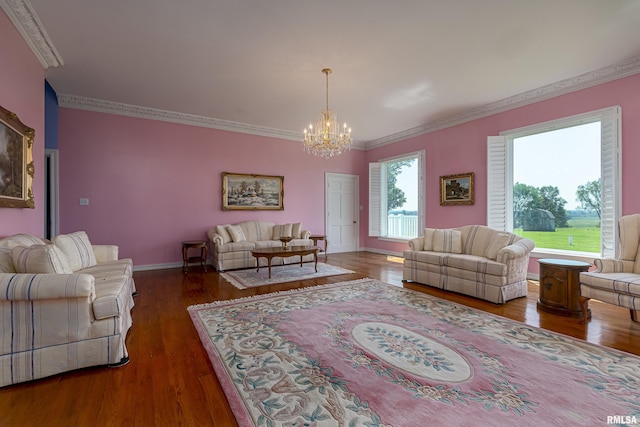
xmin=279 ymin=236 xmax=293 ymax=248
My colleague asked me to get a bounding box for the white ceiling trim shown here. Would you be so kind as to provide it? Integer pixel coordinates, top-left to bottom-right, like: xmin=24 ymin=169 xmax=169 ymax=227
xmin=0 ymin=0 xmax=62 ymax=68
xmin=57 ymin=94 xmax=306 ymax=142
xmin=365 ymin=54 xmax=640 ymax=150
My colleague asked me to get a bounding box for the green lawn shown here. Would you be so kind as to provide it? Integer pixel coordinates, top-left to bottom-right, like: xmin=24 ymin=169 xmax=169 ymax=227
xmin=514 ymin=217 xmax=600 ymax=252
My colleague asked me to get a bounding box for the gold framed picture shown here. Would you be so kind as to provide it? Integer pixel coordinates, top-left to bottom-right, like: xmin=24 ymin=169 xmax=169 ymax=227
xmin=440 ymin=172 xmax=474 ymax=206
xmin=0 ymin=105 xmax=35 ymax=209
xmin=222 ymin=172 xmax=284 ymax=210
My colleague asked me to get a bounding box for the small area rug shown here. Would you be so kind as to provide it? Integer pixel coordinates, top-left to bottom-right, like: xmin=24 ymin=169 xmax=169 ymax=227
xmin=220 ymin=262 xmax=354 ymax=289
xmin=188 ymin=278 xmax=640 ymax=426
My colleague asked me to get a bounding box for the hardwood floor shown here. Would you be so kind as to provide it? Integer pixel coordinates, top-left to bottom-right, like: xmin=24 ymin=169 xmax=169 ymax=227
xmin=1 ymin=251 xmax=639 ymax=426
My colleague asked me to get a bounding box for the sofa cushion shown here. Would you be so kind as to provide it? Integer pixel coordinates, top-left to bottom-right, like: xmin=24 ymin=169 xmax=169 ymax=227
xmin=78 ymin=258 xmax=133 ymax=279
xmin=0 ymin=247 xmax=15 ymax=273
xmin=485 ymin=232 xmax=513 ymax=260
xmin=272 ymin=223 xmax=293 ymax=239
xmin=227 ymin=225 xmax=246 ymax=242
xmin=12 ymin=244 xmax=73 ymax=274
xmin=0 ymin=233 xmax=46 ymax=249
xmin=422 ymin=228 xmax=436 ymax=251
xmin=461 ymin=225 xmax=500 ymax=257
xmin=433 ymin=229 xmax=462 ymax=254
xmin=216 ymin=241 xmax=256 ymax=253
xmin=216 ymin=225 xmax=232 ymax=244
xmin=238 ymin=220 xmax=274 ymax=241
xmin=444 ymin=254 xmax=507 ymax=277
xmin=53 ymin=231 xmax=98 ymax=272
xmin=580 ymin=271 xmax=640 ymax=295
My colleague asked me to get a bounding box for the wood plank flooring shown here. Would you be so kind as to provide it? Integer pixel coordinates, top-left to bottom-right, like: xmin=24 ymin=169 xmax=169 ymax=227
xmin=1 ymin=251 xmax=639 ymax=426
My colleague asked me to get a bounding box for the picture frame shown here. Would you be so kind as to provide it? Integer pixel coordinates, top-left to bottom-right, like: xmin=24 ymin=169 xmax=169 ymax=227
xmin=440 ymin=172 xmax=474 ymax=206
xmin=0 ymin=105 xmax=35 ymax=209
xmin=222 ymin=172 xmax=284 ymax=210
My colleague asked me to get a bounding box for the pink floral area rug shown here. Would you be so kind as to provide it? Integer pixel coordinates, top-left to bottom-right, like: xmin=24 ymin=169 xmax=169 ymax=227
xmin=188 ymin=278 xmax=640 ymax=426
xmin=220 ymin=262 xmax=354 ymax=289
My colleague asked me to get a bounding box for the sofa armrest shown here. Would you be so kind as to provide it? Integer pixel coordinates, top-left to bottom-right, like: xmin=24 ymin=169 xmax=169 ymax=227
xmin=92 ymin=245 xmax=119 ymax=263
xmin=300 ymin=230 xmax=311 ymax=239
xmin=495 ymin=239 xmax=534 ymax=282
xmin=592 ymin=258 xmax=635 ymax=273
xmin=496 ymin=239 xmax=534 ymax=261
xmin=407 ymin=237 xmax=424 ymax=251
xmin=207 ymin=228 xmax=224 ymax=246
xmin=0 ymin=273 xmax=95 ymax=301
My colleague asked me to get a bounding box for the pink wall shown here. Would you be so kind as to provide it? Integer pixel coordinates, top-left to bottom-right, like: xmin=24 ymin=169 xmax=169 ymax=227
xmin=0 ymin=10 xmax=45 ymax=238
xmin=58 ymin=109 xmax=365 ymax=267
xmin=363 ymin=73 xmax=640 ymax=260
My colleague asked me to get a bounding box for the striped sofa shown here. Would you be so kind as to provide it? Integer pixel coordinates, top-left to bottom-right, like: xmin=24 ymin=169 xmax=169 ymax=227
xmin=402 ymin=225 xmax=535 ymax=304
xmin=208 ymin=220 xmax=313 ymax=271
xmin=0 ymin=232 xmax=135 ymax=386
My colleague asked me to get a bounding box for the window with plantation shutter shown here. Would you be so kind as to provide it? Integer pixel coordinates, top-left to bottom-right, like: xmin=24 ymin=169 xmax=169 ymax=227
xmin=369 ymin=151 xmax=425 ymax=240
xmin=487 ymin=106 xmax=621 ymax=258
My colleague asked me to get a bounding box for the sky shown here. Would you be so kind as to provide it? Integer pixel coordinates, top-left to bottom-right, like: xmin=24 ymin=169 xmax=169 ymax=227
xmin=513 ymin=122 xmax=601 ymax=210
xmin=393 ymin=121 xmax=601 ymax=212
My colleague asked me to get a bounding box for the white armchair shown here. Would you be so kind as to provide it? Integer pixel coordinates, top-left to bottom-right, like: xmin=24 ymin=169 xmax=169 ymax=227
xmin=579 ymin=214 xmax=640 ymax=323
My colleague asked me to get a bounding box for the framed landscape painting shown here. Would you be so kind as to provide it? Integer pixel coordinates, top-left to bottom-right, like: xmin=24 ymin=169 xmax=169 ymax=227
xmin=440 ymin=172 xmax=474 ymax=206
xmin=0 ymin=105 xmax=35 ymax=209
xmin=222 ymin=172 xmax=284 ymax=210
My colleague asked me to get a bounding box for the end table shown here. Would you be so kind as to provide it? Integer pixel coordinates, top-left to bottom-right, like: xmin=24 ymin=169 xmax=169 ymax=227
xmin=309 ymin=235 xmax=328 ymax=257
xmin=537 ymin=258 xmax=591 ymax=318
xmin=182 ymin=240 xmax=208 ymax=273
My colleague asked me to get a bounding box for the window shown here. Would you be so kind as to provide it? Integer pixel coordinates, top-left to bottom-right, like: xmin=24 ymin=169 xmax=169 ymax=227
xmin=487 ymin=106 xmax=621 ymax=258
xmin=369 ymin=150 xmax=425 ymax=239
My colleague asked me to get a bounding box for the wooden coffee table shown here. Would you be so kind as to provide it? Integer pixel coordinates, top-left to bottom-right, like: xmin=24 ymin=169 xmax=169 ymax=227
xmin=251 ymin=245 xmax=319 ymax=279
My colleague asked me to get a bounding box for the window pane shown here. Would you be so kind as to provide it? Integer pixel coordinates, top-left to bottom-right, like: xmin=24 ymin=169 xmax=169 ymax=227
xmin=386 ymin=157 xmax=418 ymax=238
xmin=513 ymin=122 xmax=601 ymax=253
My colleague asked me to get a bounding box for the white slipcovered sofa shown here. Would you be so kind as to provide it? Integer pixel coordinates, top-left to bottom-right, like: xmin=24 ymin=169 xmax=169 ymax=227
xmin=207 ymin=220 xmax=313 ymax=271
xmin=0 ymin=232 xmax=135 ymax=387
xmin=402 ymin=225 xmax=535 ymax=304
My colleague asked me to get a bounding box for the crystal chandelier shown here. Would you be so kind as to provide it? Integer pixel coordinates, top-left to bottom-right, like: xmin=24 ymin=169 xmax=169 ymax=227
xmin=303 ymin=68 xmax=352 ymax=158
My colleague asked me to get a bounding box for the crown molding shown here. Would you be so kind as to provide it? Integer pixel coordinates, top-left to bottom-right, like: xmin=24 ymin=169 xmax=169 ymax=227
xmin=1 ymin=0 xmax=63 ymax=68
xmin=365 ymin=55 xmax=640 ymax=150
xmin=58 ymin=94 xmax=306 ymax=140
xmin=57 ymin=94 xmax=367 ymax=149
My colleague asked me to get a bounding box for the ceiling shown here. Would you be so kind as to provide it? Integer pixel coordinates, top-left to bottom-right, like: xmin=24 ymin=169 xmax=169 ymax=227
xmin=6 ymin=0 xmax=640 ymax=147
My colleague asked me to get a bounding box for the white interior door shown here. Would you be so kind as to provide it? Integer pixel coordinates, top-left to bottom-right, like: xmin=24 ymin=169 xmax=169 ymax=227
xmin=325 ymin=173 xmax=359 ymax=253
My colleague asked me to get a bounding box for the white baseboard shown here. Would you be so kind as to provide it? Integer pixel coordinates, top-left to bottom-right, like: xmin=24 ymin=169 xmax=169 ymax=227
xmin=133 ymin=261 xmax=183 ymax=272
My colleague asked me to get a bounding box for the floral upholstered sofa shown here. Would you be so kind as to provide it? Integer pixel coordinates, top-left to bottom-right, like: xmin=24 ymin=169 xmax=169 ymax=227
xmin=207 ymin=220 xmax=313 ymax=271
xmin=0 ymin=231 xmax=135 ymax=386
xmin=402 ymin=225 xmax=535 ymax=304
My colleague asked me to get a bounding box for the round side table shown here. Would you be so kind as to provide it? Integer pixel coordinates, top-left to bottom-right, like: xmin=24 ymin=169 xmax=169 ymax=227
xmin=537 ymin=258 xmax=591 ymax=318
xmin=182 ymin=241 xmax=208 ymax=273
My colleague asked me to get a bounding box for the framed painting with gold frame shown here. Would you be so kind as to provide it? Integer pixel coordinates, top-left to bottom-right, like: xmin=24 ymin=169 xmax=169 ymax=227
xmin=0 ymin=105 xmax=34 ymax=208
xmin=440 ymin=172 xmax=474 ymax=206
xmin=222 ymin=172 xmax=284 ymax=210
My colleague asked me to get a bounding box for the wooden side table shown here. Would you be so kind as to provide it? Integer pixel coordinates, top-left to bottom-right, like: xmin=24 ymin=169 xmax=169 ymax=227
xmin=182 ymin=241 xmax=208 ymax=273
xmin=309 ymin=235 xmax=327 ymax=257
xmin=537 ymin=258 xmax=591 ymax=318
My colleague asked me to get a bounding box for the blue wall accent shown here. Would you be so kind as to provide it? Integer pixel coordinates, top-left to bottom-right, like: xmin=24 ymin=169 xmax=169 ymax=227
xmin=45 ymin=80 xmax=58 ymax=149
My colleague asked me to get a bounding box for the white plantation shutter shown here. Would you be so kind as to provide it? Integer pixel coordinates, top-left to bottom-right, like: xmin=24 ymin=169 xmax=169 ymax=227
xmin=600 ymin=106 xmax=622 ymax=258
xmin=487 ymin=136 xmax=511 ymax=231
xmin=369 ymin=163 xmax=382 ymax=236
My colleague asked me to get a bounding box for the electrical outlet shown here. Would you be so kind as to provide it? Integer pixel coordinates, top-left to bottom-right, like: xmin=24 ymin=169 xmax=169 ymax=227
xmin=79 ymin=198 xmax=89 ymax=206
